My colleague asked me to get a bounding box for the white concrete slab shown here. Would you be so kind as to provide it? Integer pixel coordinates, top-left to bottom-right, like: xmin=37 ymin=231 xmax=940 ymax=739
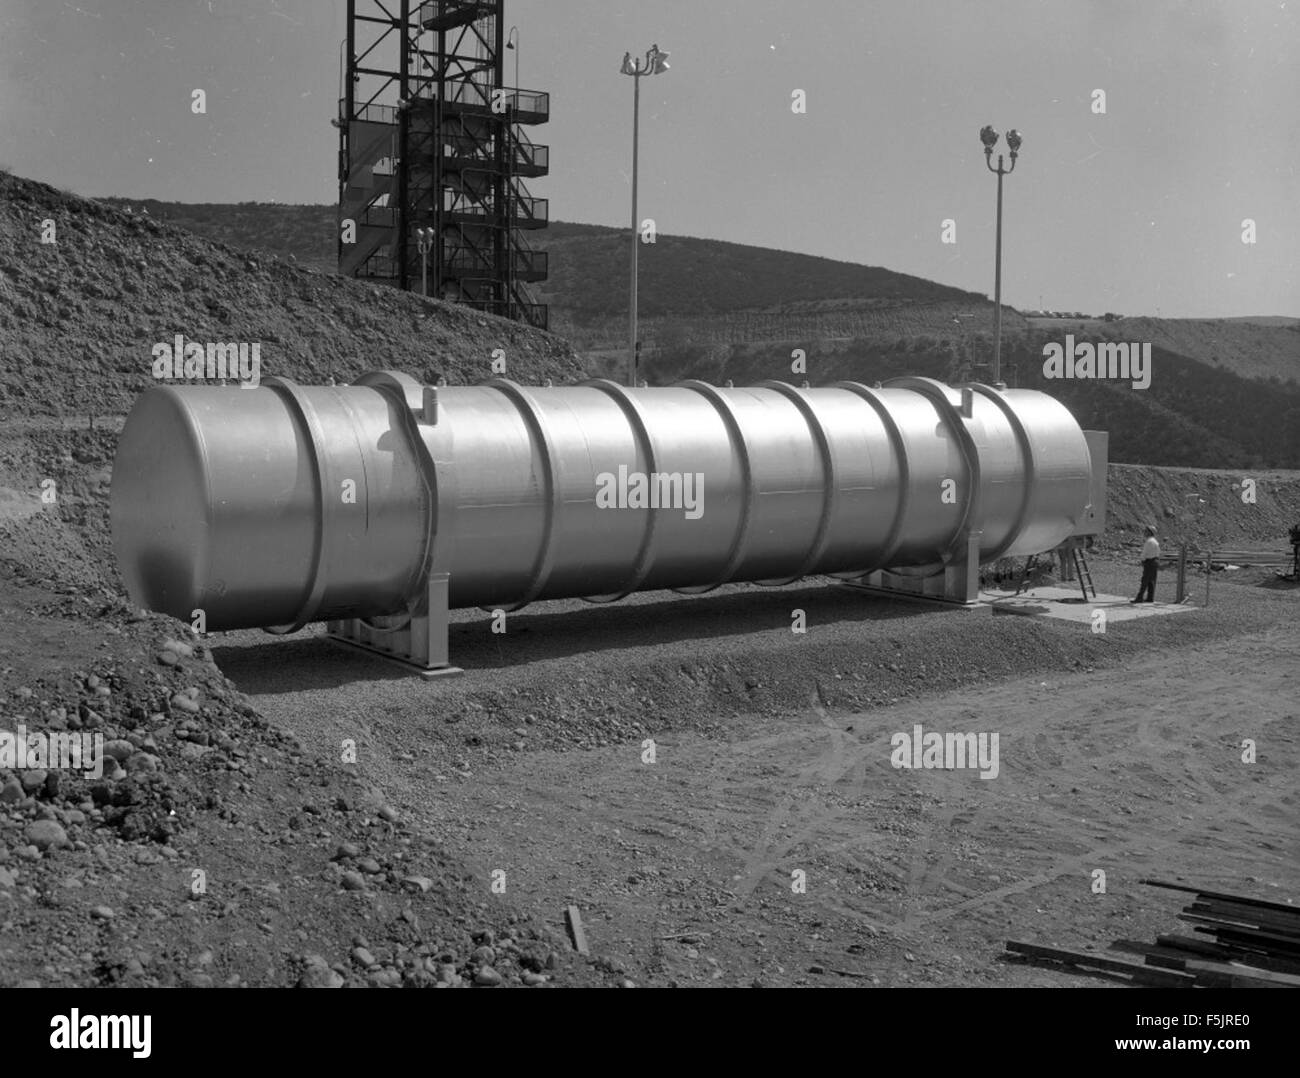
xmin=982 ymin=586 xmax=1199 ymax=624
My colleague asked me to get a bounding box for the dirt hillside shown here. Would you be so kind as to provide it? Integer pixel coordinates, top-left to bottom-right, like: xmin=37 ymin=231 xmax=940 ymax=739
xmin=0 ymin=172 xmax=584 ymax=419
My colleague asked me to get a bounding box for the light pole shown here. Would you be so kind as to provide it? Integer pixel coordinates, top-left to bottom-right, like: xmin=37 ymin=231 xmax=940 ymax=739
xmin=620 ymin=43 xmax=669 ymax=386
xmin=415 ymin=226 xmax=433 ymax=297
xmin=980 ymin=125 xmax=1022 ymax=387
xmin=506 ymin=26 xmax=519 ymax=94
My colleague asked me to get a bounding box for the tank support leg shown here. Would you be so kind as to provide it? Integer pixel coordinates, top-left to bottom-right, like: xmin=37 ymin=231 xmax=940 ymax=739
xmin=942 ymin=529 xmax=983 ymax=604
xmin=326 ymin=572 xmax=463 ymax=678
xmin=848 ymin=530 xmax=985 ymax=606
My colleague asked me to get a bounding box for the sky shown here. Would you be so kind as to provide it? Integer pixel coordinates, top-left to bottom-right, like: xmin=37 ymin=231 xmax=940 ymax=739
xmin=2 ymin=0 xmax=1296 ymax=318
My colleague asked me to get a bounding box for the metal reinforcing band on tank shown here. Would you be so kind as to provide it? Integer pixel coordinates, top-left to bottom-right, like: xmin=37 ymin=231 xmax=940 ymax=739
xmin=483 ymin=378 xmax=563 ymax=611
xmin=579 ymin=378 xmax=663 ymax=604
xmin=261 ymin=375 xmax=333 ymax=634
xmin=970 ymin=381 xmax=1038 ymax=562
xmin=354 ymin=369 xmax=440 ymax=624
xmin=830 ymin=380 xmax=913 ymax=576
xmin=671 ymin=379 xmax=758 ymax=595
xmin=888 ymin=376 xmax=983 ymax=568
xmin=755 ymin=380 xmax=839 ymax=587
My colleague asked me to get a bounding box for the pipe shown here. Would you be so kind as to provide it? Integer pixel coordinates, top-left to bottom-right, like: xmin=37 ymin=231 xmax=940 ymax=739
xmin=111 ymin=372 xmax=1094 ymax=632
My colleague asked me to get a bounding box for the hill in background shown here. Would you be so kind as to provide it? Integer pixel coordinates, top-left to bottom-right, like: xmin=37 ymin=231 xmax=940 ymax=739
xmin=80 ymin=194 xmax=1300 ymax=469
xmin=99 ymin=202 xmax=987 ymax=342
xmin=679 ymin=336 xmax=1300 ymax=471
xmin=535 ymin=221 xmax=984 ymax=332
xmin=1095 ymin=315 xmax=1299 ymax=384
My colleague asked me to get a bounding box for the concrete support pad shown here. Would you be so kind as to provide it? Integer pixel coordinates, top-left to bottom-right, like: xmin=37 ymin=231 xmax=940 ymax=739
xmin=983 ymin=586 xmax=1199 ymax=624
xmin=327 ymin=634 xmax=464 ymax=678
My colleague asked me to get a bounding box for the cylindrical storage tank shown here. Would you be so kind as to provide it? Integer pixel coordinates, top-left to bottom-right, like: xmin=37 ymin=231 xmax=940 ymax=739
xmin=111 ymin=373 xmax=1094 ymax=631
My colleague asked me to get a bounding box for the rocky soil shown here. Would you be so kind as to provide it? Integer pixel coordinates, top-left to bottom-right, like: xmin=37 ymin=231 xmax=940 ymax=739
xmin=0 ymin=171 xmax=584 ymax=419
xmin=0 ymin=564 xmax=614 ymax=988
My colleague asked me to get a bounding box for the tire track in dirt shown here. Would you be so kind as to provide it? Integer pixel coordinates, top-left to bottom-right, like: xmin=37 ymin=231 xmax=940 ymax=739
xmin=717 ymin=626 xmax=1299 ymax=941
xmin=294 ymin=618 xmax=1299 ymax=984
xmin=729 ymin=693 xmax=868 ymax=903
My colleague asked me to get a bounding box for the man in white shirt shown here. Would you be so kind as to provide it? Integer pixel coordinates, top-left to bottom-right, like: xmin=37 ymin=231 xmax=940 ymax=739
xmin=1132 ymin=524 xmax=1160 ymax=603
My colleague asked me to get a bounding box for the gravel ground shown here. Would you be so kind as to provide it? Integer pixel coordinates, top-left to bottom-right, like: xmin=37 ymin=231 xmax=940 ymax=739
xmin=211 ymin=566 xmax=1298 ymax=987
xmin=212 ymin=550 xmax=1296 ymax=767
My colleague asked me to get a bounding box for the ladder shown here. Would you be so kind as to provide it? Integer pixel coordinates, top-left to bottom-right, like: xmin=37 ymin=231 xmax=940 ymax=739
xmin=1071 ymin=545 xmax=1097 ymax=601
xmin=1015 ymin=545 xmax=1096 ymax=601
xmin=1014 ymin=553 xmax=1040 ymax=595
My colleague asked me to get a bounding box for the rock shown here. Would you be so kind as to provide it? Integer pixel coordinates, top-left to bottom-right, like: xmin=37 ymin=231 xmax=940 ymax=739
xmin=473 ymin=966 xmax=503 ymax=986
xmin=333 ymin=842 xmax=360 ymax=860
xmin=25 ymin=819 xmax=68 ymax=851
xmin=186 ymin=972 xmax=215 ymax=988
xmin=164 ymin=638 xmax=195 ymax=658
xmin=351 ymin=947 xmax=376 ymax=968
xmin=377 ymin=805 xmax=399 ymax=823
xmin=103 ymin=739 xmax=136 ymax=762
xmin=42 ymin=771 xmax=61 ymax=798
xmin=0 ymin=778 xmax=22 ymax=803
xmin=340 ymin=871 xmax=366 ymax=891
xmin=16 ymin=845 xmax=41 ymax=862
xmin=20 ymin=769 xmax=48 ymax=793
xmin=357 ymin=857 xmax=382 ymax=874
xmin=171 ymin=689 xmax=201 ymax=714
xmin=0 ymin=867 xmax=16 ymax=888
xmin=298 ymin=957 xmax=344 ymax=989
xmin=91 ymin=905 xmax=114 ymax=920
xmin=125 ymin=753 xmax=160 ymax=774
xmin=401 ymin=875 xmax=433 ymax=893
xmin=156 ymin=650 xmax=178 ymax=667
xmin=470 ymin=945 xmax=495 ymax=965
xmin=522 ymin=971 xmax=547 ymax=986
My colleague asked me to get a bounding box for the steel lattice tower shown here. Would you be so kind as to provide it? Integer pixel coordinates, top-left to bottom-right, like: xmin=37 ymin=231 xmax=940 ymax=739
xmin=338 ymin=0 xmax=549 ymax=328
